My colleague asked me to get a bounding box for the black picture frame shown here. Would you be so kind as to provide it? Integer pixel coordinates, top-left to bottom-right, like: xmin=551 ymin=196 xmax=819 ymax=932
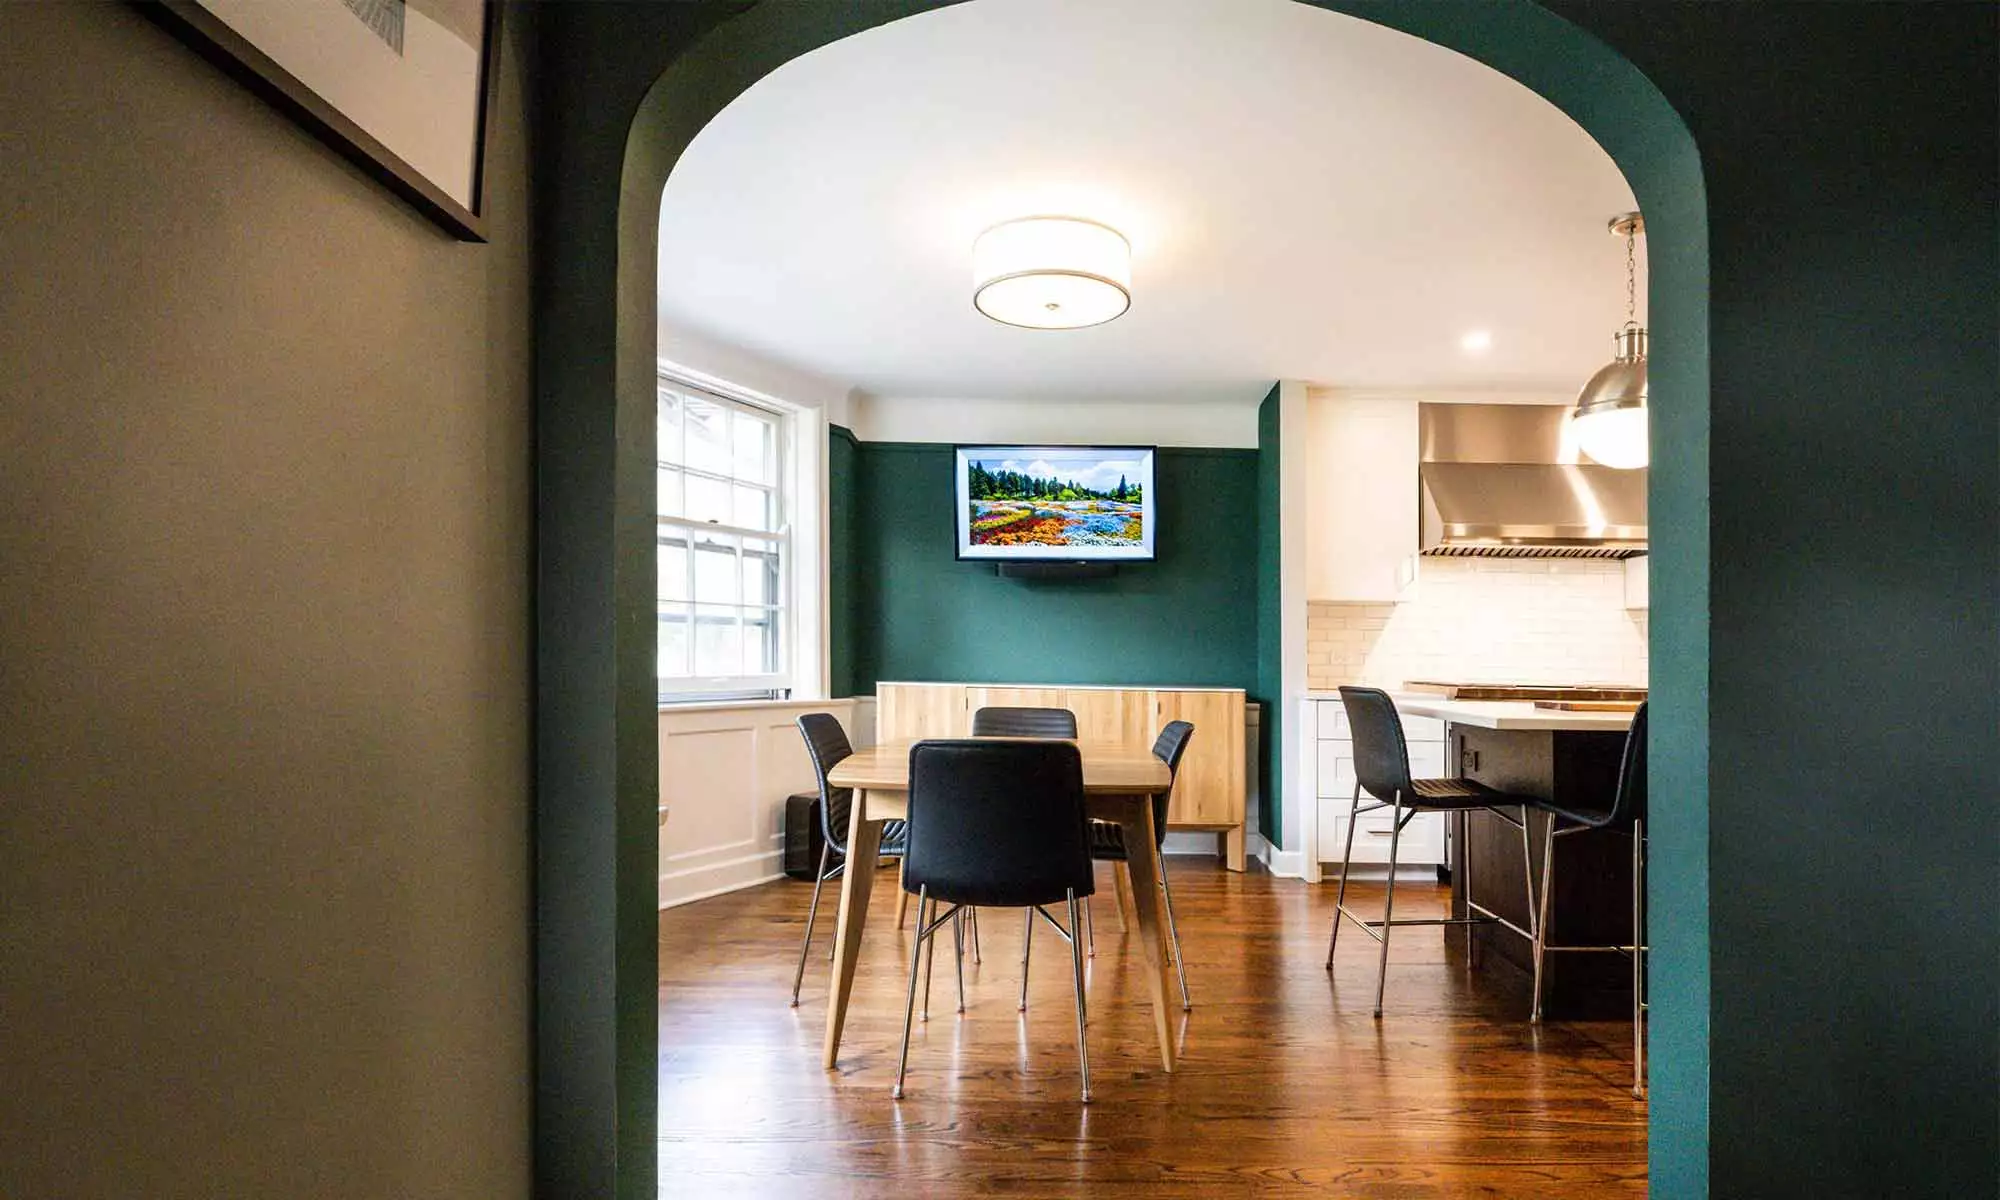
xmin=136 ymin=0 xmax=503 ymax=243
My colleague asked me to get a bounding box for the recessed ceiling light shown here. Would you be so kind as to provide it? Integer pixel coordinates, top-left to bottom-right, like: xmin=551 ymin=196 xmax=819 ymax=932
xmin=1460 ymin=329 xmax=1493 ymax=354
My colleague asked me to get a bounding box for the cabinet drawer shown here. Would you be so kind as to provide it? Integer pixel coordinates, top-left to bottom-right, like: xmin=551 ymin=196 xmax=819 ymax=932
xmin=1319 ymin=810 xmax=1448 ymax=865
xmin=1316 ymin=741 xmax=1357 ymax=798
xmin=1318 ymin=701 xmax=1351 ymax=739
xmin=1408 ymin=741 xmax=1447 ymax=780
xmin=1402 ymin=715 xmax=1445 ymax=743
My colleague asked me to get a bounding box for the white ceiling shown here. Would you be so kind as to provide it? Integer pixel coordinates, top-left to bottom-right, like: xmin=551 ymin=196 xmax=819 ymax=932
xmin=656 ymin=0 xmax=1645 ymax=406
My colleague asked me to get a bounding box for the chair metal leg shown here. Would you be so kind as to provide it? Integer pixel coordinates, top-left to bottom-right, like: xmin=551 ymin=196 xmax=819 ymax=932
xmin=1019 ymin=907 xmax=1033 ymax=1011
xmin=1160 ymin=863 xmax=1192 ymax=1010
xmin=1326 ymin=781 xmax=1362 ymax=967
xmin=892 ymin=889 xmax=930 ymax=1099
xmin=1067 ymin=890 xmax=1092 ymax=1103
xmin=791 ymin=843 xmax=832 ymax=1006
xmin=921 ymin=907 xmax=936 ymax=1022
xmin=1517 ymin=804 xmax=1541 ymax=1021
xmin=1085 ymin=894 xmax=1096 ymax=957
xmin=1532 ymin=813 xmax=1557 ymax=1022
xmin=953 ymin=908 xmax=966 ymax=1014
xmin=1373 ymin=796 xmax=1404 ymax=1018
xmin=969 ymin=905 xmax=981 ymax=964
xmin=1633 ymin=817 xmax=1647 ymax=1099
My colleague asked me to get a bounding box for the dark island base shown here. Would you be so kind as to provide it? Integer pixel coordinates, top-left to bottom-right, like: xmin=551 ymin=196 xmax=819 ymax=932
xmin=1448 ymin=725 xmax=1638 ymax=1022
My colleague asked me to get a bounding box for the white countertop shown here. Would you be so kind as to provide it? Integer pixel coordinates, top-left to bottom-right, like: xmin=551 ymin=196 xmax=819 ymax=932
xmin=1391 ymin=696 xmax=1635 ymax=732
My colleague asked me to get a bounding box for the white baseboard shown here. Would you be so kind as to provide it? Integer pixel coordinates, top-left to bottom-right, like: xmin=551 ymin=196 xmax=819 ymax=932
xmin=1251 ymin=833 xmax=1311 ymax=879
xmin=659 ymin=849 xmax=785 ymax=909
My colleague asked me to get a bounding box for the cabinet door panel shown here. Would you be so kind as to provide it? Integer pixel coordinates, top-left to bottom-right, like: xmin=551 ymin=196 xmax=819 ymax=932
xmin=876 ymin=683 xmax=967 ymax=740
xmin=1064 ymin=688 xmax=1155 ymax=748
xmin=1151 ymin=690 xmax=1245 ymax=827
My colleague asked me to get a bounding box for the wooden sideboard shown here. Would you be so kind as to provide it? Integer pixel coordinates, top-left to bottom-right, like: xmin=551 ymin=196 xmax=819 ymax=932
xmin=874 ymin=681 xmax=1249 ymax=871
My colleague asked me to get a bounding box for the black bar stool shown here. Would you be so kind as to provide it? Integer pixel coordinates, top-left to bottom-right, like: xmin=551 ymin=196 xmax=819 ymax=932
xmin=1325 ymin=686 xmax=1542 ymax=1017
xmin=1531 ymin=701 xmax=1649 ymax=1097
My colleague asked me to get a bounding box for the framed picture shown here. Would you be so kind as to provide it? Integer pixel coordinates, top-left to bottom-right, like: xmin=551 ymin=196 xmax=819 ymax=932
xmin=139 ymin=0 xmax=502 ymax=242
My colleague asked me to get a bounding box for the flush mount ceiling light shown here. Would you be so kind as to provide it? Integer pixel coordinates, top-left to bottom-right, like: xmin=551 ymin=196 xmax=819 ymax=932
xmin=1571 ymin=212 xmax=1649 ymax=469
xmin=972 ymin=216 xmax=1131 ymax=330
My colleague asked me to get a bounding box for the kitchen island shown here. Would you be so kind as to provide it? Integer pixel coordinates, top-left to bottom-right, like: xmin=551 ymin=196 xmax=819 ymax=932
xmin=1396 ymin=696 xmax=1639 ymax=1020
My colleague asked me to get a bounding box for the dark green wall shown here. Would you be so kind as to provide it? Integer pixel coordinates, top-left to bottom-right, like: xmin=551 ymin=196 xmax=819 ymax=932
xmin=842 ymin=442 xmax=1258 ymax=692
xmin=1538 ymin=4 xmax=1998 ymax=1195
xmin=827 ymin=424 xmax=861 ymax=698
xmin=1254 ymin=385 xmax=1283 ymax=846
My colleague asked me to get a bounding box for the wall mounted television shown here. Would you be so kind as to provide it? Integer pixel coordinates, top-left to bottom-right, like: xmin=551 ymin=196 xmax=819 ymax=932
xmin=954 ymin=445 xmax=1157 ymax=562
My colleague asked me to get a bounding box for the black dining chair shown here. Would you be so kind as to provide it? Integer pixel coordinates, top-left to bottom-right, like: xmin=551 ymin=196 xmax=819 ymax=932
xmin=1081 ymin=720 xmax=1195 ymax=1009
xmin=1325 ymin=686 xmax=1543 ymax=1018
xmin=970 ymin=706 xmax=1079 ymax=738
xmin=791 ymin=713 xmax=907 ymax=1007
xmin=895 ymin=739 xmax=1096 ymax=1102
xmin=1531 ymin=701 xmax=1649 ymax=1097
xmin=969 ymin=705 xmax=1076 ymax=990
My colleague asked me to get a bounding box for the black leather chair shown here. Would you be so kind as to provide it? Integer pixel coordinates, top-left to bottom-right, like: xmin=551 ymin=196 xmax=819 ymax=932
xmin=895 ymin=739 xmax=1096 ymax=1102
xmin=1531 ymin=701 xmax=1648 ymax=1097
xmin=969 ymin=704 xmax=1075 ymax=986
xmin=791 ymin=713 xmax=907 ymax=1007
xmin=1084 ymin=720 xmax=1195 ymax=1009
xmin=970 ymin=706 xmax=1078 ymax=738
xmin=1325 ymin=686 xmax=1543 ymax=1017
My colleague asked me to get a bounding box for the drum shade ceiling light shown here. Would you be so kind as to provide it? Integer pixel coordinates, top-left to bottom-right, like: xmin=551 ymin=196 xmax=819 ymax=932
xmin=1571 ymin=212 xmax=1649 ymax=469
xmin=972 ymin=216 xmax=1131 ymax=330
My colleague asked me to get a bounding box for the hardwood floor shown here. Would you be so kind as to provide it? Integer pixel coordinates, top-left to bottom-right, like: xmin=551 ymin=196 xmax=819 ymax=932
xmin=660 ymin=860 xmax=1647 ymax=1198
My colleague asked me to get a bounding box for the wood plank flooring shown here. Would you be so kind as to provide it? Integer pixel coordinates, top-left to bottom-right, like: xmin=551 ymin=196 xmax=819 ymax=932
xmin=659 ymin=860 xmax=1647 ymax=1198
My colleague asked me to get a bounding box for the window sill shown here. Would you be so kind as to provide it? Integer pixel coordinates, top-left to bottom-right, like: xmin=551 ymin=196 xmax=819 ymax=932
xmin=657 ymin=696 xmax=844 ymax=715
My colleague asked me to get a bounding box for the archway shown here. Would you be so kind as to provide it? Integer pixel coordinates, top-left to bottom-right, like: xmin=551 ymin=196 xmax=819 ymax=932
xmin=533 ymin=3 xmax=1708 ymax=1197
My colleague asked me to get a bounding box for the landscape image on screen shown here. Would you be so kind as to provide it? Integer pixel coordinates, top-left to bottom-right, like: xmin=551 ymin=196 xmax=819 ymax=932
xmin=960 ymin=447 xmax=1153 ymax=555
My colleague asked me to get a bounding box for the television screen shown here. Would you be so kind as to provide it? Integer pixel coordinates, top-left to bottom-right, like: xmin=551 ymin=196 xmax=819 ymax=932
xmin=955 ymin=445 xmax=1157 ymax=561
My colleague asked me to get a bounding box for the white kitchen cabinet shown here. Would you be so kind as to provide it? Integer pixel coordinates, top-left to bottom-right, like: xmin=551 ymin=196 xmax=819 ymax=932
xmin=1308 ymin=699 xmax=1448 ymax=867
xmin=1304 ymin=392 xmax=1419 ymax=602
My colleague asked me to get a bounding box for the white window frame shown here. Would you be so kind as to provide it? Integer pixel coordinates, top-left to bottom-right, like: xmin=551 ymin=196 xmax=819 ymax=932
xmin=655 ymin=366 xmax=823 ymax=706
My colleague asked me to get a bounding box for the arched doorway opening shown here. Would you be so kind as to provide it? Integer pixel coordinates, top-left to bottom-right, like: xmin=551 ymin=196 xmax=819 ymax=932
xmin=533 ymin=3 xmax=1708 ymax=1196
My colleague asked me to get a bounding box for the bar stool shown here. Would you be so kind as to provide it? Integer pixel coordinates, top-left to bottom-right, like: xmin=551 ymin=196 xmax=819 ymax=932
xmin=1324 ymin=686 xmax=1543 ymax=1018
xmin=1531 ymin=701 xmax=1649 ymax=1098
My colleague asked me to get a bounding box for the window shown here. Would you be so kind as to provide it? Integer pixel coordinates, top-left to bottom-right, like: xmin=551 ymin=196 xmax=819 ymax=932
xmin=657 ymin=379 xmax=790 ymax=702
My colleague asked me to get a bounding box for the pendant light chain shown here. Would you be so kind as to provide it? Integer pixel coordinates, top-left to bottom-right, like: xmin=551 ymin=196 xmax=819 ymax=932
xmin=1624 ymin=225 xmax=1638 ymax=330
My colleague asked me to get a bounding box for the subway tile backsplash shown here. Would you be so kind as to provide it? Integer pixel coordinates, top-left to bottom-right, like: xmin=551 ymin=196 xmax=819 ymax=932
xmin=1306 ymin=557 xmax=1648 ymax=691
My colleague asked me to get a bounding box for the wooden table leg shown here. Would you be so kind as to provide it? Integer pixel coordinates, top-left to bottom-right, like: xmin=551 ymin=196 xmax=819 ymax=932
xmin=1224 ymin=826 xmax=1246 ymax=872
xmin=1111 ymin=859 xmax=1134 ymax=932
xmin=1114 ymin=796 xmax=1178 ymax=1073
xmin=822 ymin=789 xmax=884 ymax=1069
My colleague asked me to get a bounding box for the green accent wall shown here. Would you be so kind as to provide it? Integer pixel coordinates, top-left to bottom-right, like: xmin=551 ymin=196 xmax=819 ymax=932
xmin=1535 ymin=5 xmax=1997 ymax=1195
xmin=827 ymin=424 xmax=861 ymax=698
xmin=1254 ymin=385 xmax=1283 ymax=846
xmin=841 ymin=442 xmax=1257 ymax=692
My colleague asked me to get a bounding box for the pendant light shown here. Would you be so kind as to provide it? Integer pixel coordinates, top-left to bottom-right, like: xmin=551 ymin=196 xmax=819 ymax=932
xmin=1572 ymin=213 xmax=1648 ymax=469
xmin=972 ymin=216 xmax=1131 ymax=330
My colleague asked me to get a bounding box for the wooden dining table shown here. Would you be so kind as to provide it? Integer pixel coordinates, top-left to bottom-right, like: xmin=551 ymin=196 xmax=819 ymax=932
xmin=822 ymin=740 xmax=1179 ymax=1072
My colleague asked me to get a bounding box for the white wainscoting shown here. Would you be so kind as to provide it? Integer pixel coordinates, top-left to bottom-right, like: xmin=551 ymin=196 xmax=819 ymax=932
xmin=658 ymin=698 xmax=865 ymax=909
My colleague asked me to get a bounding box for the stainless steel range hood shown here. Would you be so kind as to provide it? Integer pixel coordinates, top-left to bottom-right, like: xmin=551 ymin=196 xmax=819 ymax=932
xmin=1419 ymin=404 xmax=1646 ymax=559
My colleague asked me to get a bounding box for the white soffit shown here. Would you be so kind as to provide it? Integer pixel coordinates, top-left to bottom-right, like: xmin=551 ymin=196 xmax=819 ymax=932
xmin=656 ymin=0 xmax=1644 ymax=406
